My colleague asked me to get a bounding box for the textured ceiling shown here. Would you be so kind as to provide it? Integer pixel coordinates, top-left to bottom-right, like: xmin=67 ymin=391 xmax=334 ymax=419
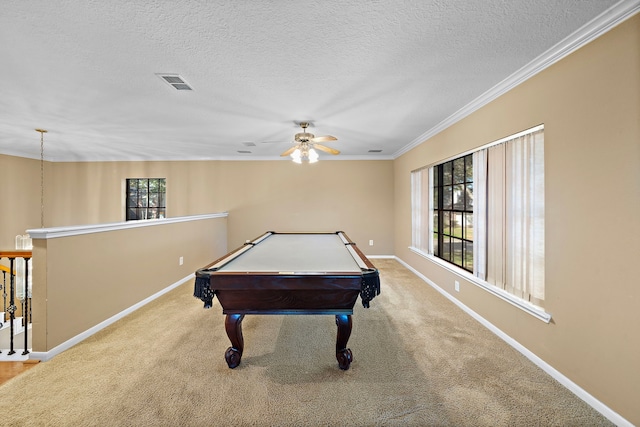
xmin=0 ymin=0 xmax=633 ymax=162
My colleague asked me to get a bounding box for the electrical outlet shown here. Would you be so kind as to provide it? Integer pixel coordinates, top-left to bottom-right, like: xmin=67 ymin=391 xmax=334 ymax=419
xmin=454 ymin=280 xmax=460 ymax=292
xmin=179 ymin=256 xmax=184 ymax=266
xmin=369 ymin=240 xmax=374 ymax=246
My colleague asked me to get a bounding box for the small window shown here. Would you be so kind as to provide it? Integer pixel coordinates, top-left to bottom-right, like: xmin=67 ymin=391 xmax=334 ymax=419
xmin=126 ymin=178 xmax=166 ymax=220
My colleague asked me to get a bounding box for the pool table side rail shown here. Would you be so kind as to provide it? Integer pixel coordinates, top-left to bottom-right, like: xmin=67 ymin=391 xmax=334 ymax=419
xmin=340 ymin=232 xmax=377 ymax=270
xmin=199 ymin=231 xmax=274 ymax=271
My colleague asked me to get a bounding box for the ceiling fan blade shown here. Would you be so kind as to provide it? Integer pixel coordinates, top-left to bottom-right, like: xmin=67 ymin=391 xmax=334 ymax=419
xmin=310 ymin=135 xmax=337 ymax=143
xmin=280 ymin=146 xmax=298 ymax=157
xmin=314 ymin=144 xmax=340 ymax=155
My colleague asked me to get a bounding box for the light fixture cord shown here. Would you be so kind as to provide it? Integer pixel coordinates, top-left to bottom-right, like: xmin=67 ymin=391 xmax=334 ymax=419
xmin=36 ymin=129 xmax=47 ymax=228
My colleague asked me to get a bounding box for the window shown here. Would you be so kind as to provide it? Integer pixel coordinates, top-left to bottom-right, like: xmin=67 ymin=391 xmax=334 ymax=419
xmin=432 ymin=154 xmax=474 ymax=272
xmin=411 ymin=126 xmax=545 ymax=308
xmin=126 ymin=178 xmax=166 ymax=220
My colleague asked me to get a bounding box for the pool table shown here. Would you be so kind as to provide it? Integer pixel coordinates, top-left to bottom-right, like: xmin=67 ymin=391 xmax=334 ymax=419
xmin=194 ymin=231 xmax=380 ymax=370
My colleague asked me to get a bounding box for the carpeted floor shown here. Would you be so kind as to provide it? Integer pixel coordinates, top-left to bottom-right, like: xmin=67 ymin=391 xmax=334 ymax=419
xmin=0 ymin=259 xmax=612 ymax=426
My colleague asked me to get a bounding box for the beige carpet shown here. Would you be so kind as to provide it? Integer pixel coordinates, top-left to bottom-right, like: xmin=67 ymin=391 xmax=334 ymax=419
xmin=0 ymin=259 xmax=612 ymax=426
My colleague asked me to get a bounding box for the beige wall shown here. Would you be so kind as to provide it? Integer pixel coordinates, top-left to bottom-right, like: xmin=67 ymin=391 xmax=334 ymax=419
xmin=394 ymin=15 xmax=639 ymax=424
xmin=0 ymin=154 xmax=43 ymax=248
xmin=43 ymin=159 xmax=394 ymax=254
xmin=31 ymin=216 xmax=227 ymax=351
xmin=46 ymin=160 xmax=226 ymax=226
xmin=217 ymin=160 xmax=394 ymax=253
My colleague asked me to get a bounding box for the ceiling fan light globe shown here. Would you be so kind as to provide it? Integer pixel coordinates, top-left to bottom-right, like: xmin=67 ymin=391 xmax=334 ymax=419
xmin=309 ymin=148 xmax=319 ymax=163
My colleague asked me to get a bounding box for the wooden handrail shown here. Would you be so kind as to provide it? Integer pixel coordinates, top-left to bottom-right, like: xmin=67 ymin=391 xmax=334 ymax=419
xmin=0 ymin=250 xmax=32 ymax=259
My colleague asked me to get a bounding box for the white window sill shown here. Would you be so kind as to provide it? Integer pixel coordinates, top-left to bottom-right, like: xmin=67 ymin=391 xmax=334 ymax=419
xmin=408 ymin=246 xmax=552 ymax=323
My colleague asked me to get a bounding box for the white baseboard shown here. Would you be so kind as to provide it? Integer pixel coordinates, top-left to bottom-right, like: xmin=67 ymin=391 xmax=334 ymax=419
xmin=29 ymin=273 xmax=194 ymax=362
xmin=394 ymin=256 xmax=633 ymax=427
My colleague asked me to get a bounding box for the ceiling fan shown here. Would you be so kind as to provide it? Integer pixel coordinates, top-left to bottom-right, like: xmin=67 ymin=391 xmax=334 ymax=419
xmin=280 ymin=122 xmax=339 ymax=163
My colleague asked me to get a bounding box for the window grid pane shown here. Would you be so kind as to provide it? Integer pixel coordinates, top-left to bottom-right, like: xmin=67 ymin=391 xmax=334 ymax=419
xmin=465 ymin=154 xmax=473 ymax=183
xmin=453 ymin=158 xmax=465 ymax=184
xmin=443 ymin=162 xmax=452 ymax=185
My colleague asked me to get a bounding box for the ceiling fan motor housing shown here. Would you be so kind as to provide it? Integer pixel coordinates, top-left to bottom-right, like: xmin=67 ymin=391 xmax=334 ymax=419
xmin=295 ymin=132 xmax=314 ymax=142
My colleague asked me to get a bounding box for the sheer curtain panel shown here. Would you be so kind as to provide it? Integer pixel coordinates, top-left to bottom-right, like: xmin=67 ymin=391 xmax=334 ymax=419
xmin=505 ymin=130 xmax=545 ymax=304
xmin=484 ymin=128 xmax=545 ymax=305
xmin=411 ymin=167 xmax=431 ymax=253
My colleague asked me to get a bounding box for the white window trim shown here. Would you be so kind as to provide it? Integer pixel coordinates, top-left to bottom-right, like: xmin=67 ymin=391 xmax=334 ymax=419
xmin=409 ymin=246 xmax=552 ymax=323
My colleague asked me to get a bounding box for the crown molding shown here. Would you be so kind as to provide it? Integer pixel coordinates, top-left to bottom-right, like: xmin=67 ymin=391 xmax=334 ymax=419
xmin=393 ymin=0 xmax=640 ymax=159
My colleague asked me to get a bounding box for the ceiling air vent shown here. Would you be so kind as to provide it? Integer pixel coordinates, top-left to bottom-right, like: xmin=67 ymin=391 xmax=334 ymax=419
xmin=368 ymin=149 xmax=383 ymax=153
xmin=156 ymin=73 xmax=193 ymax=91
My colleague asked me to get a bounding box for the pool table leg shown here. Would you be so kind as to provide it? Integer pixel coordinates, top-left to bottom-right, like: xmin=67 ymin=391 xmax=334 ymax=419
xmin=335 ymin=314 xmax=353 ymax=370
xmin=224 ymin=314 xmax=245 ymax=368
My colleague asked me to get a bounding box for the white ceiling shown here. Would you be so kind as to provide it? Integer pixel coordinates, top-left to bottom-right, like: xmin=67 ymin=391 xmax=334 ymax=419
xmin=0 ymin=0 xmax=634 ymax=162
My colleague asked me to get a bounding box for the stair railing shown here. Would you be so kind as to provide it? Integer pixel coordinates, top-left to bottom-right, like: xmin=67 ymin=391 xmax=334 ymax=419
xmin=0 ymin=250 xmax=32 ymax=356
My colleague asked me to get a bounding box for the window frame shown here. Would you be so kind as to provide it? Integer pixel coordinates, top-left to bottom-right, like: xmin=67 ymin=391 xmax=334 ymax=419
xmin=125 ymin=178 xmax=167 ymax=221
xmin=432 ymin=153 xmax=474 ymax=272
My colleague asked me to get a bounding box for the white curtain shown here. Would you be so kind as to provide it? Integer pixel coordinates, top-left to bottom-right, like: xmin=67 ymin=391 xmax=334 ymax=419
xmin=427 ymin=167 xmax=435 ymax=255
xmin=411 ymin=168 xmax=431 ymax=253
xmin=505 ymin=130 xmax=545 ymax=303
xmin=486 ymin=144 xmax=506 ymax=288
xmin=472 ymin=150 xmax=487 ymax=281
xmin=483 ymin=129 xmax=545 ymax=304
